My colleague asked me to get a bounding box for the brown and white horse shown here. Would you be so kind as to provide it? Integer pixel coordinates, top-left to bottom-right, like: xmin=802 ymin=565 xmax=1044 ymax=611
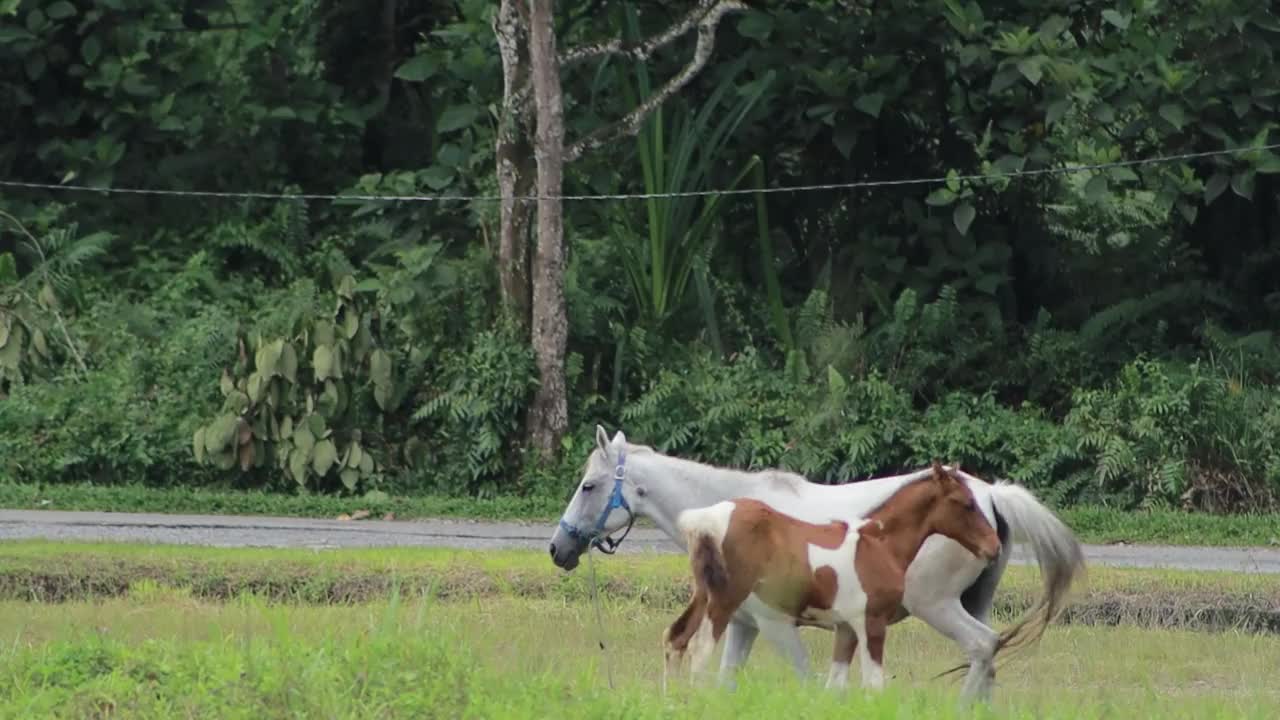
xmin=662 ymin=462 xmax=1002 ymax=692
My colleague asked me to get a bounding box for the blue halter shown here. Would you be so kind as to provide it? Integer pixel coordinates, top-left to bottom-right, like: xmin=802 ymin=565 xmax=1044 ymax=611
xmin=557 ymin=447 xmax=635 ymax=554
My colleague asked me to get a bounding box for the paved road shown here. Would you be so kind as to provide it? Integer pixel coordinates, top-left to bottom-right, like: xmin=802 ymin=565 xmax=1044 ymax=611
xmin=2 ymin=509 xmax=1280 ymax=574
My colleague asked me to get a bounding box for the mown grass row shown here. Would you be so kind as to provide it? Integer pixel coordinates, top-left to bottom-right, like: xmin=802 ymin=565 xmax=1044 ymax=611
xmin=3 ymin=593 xmax=1278 ymax=719
xmin=5 ymin=482 xmax=1280 ymax=546
xmin=2 ymin=542 xmax=1278 ymax=633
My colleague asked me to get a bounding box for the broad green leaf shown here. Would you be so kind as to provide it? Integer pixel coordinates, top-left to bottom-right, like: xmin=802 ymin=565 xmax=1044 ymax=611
xmin=853 ymin=92 xmax=885 ymax=119
xmin=1084 ymin=174 xmax=1109 ymax=202
xmin=0 ymin=252 xmax=16 ymax=283
xmin=953 ymin=202 xmax=977 ymax=235
xmin=736 ymin=11 xmax=773 ymax=40
xmin=833 ymin=124 xmax=856 ymax=159
xmin=1101 ymin=10 xmax=1130 ymax=30
xmin=280 ymin=342 xmax=298 ymax=383
xmin=989 ymin=66 xmax=1021 ymax=94
xmin=257 ymin=339 xmax=283 ymax=377
xmin=347 ymin=443 xmax=364 ymax=470
xmin=925 ymin=187 xmax=956 ymax=207
xmin=1231 ymin=170 xmax=1255 ymax=199
xmin=307 ymin=413 xmax=328 ymax=439
xmin=1045 ymin=98 xmax=1070 ymax=126
xmin=37 ymin=283 xmax=57 ymax=309
xmin=312 ymin=439 xmax=338 ymax=476
xmin=293 ymin=424 xmax=316 ymax=457
xmin=342 ymin=309 xmax=359 ymax=340
xmin=394 ymin=55 xmax=438 ymax=82
xmin=288 ymin=448 xmax=308 ymax=485
xmin=370 ymin=349 xmax=392 ymax=388
xmin=45 ymin=1 xmax=75 ymax=20
xmin=1016 ymin=57 xmax=1043 ymax=86
xmin=25 ymin=54 xmax=45 ymax=81
xmin=1177 ymin=202 xmax=1198 ymax=224
xmin=1037 ymin=15 xmax=1070 ymax=41
xmin=246 ymin=372 xmax=265 ymax=404
xmin=1110 ymin=166 xmax=1139 ymax=183
xmin=436 ymin=104 xmax=480 ymax=133
xmin=435 ymin=143 xmax=468 ymax=169
xmin=206 ymin=415 xmax=238 ymax=454
xmin=359 ymin=452 xmax=374 ymax=474
xmin=0 ymin=314 xmax=10 ymax=348
xmin=314 ymin=345 xmax=334 ymax=381
xmin=1203 ymin=173 xmax=1229 ymax=204
xmin=0 ymin=327 xmax=21 ymax=368
xmin=0 ymin=27 xmax=34 ymax=42
xmin=374 ymin=383 xmax=392 ymax=412
xmin=1254 ymin=153 xmax=1280 ymax=174
xmin=1158 ymin=104 xmax=1185 ymax=131
xmin=80 ymin=36 xmax=101 ymax=65
xmin=314 ymin=320 xmax=335 ymax=346
xmin=31 ymin=328 xmax=48 ymax=357
xmin=340 ymin=468 xmax=360 ymax=491
xmin=993 ymin=155 xmax=1026 ymax=174
xmin=826 ymin=365 xmax=847 ymax=394
xmin=974 ymin=274 xmax=1002 ymax=295
xmin=421 ymin=165 xmax=455 ymax=190
xmin=318 ymin=381 xmax=340 ymax=418
xmin=193 ymin=428 xmax=206 ymax=463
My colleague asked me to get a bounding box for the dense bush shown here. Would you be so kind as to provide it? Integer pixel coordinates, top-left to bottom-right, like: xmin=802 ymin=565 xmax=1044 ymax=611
xmin=4 ymin=1 xmax=1280 ymax=512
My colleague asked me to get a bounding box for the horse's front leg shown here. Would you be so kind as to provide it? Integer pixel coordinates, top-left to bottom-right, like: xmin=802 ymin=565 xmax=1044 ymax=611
xmin=825 ymin=622 xmax=857 ymax=690
xmin=756 ymin=616 xmax=810 ymax=679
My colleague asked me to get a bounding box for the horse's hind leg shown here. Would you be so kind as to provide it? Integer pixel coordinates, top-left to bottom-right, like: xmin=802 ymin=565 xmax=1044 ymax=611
xmin=663 ymin=590 xmax=708 ymax=692
xmin=717 ymin=615 xmax=759 ymax=690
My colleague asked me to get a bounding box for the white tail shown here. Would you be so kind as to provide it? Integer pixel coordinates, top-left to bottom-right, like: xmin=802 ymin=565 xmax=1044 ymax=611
xmin=987 ymin=481 xmax=1087 ymax=652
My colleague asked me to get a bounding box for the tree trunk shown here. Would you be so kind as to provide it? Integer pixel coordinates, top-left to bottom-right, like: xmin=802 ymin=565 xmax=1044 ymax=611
xmin=494 ymin=0 xmax=533 ymax=326
xmin=526 ymin=0 xmax=569 ymax=457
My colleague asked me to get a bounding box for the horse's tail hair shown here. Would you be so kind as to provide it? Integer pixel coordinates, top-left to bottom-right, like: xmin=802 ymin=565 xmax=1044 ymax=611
xmin=987 ymin=480 xmax=1087 ymax=657
xmin=692 ymin=534 xmax=729 ymax=596
xmin=676 ymin=502 xmax=734 ymax=597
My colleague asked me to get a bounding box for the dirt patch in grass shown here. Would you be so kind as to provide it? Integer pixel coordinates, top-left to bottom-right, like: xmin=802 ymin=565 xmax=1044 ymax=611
xmin=2 ymin=544 xmax=1278 ymax=634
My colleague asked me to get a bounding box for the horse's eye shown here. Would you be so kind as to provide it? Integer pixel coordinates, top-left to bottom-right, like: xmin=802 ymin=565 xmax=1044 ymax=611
xmin=582 ymin=482 xmax=595 ymax=492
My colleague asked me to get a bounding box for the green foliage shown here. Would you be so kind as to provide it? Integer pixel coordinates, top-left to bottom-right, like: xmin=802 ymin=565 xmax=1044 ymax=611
xmin=5 ymin=0 xmax=1280 ymax=514
xmin=410 ymin=324 xmax=536 ymax=496
xmin=191 ymin=275 xmax=392 ymax=493
xmin=1066 ymin=359 xmax=1280 ymax=510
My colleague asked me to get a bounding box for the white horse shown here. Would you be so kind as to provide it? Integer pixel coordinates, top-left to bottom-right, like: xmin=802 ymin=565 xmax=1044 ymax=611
xmin=549 ymin=426 xmax=1085 ymax=703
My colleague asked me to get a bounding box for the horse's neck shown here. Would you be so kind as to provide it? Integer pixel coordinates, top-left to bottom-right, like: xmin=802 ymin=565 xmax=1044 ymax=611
xmin=631 ymin=452 xmax=769 ymax=543
xmin=864 ymin=483 xmax=940 ymax=568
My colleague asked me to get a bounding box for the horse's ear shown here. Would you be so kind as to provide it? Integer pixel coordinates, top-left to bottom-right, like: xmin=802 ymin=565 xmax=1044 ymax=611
xmin=611 ymin=429 xmax=627 ymax=448
xmin=596 ymin=425 xmax=610 ymax=454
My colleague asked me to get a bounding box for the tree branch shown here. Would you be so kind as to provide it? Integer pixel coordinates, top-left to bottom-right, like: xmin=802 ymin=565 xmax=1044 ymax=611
xmin=564 ymin=0 xmax=748 ymax=164
xmin=561 ymin=0 xmax=728 ymax=66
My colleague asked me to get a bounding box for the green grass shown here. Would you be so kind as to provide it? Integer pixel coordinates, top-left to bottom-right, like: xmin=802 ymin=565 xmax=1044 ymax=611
xmin=2 ymin=542 xmax=1277 ymax=633
xmin=1 ymin=592 xmax=1276 ymax=719
xmin=0 ymin=481 xmax=562 ymax=521
xmin=4 ymin=481 xmax=1280 ymax=546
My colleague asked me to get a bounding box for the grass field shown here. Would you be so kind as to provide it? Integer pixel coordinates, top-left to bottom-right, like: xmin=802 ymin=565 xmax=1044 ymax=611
xmin=2 ymin=542 xmax=1279 ymax=633
xmin=2 ymin=589 xmax=1277 ymax=719
xmin=4 ymin=481 xmax=1280 ymax=547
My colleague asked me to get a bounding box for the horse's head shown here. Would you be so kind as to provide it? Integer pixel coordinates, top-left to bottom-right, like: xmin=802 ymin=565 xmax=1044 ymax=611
xmin=923 ymin=461 xmax=1002 ymax=563
xmin=549 ymin=425 xmax=641 ymax=571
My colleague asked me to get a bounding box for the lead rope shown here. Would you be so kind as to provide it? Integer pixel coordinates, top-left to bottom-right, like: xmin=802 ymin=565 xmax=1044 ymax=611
xmin=586 ymin=550 xmax=615 ymax=689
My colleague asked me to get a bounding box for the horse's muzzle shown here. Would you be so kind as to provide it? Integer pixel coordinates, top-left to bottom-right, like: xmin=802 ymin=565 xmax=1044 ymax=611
xmin=549 ymin=541 xmax=583 ymax=571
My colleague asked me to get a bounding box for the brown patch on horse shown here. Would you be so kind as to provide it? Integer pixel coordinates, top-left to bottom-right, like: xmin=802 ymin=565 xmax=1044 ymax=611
xmin=806 ymin=566 xmax=838 ymax=611
xmin=719 ymin=500 xmax=849 ymax=617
